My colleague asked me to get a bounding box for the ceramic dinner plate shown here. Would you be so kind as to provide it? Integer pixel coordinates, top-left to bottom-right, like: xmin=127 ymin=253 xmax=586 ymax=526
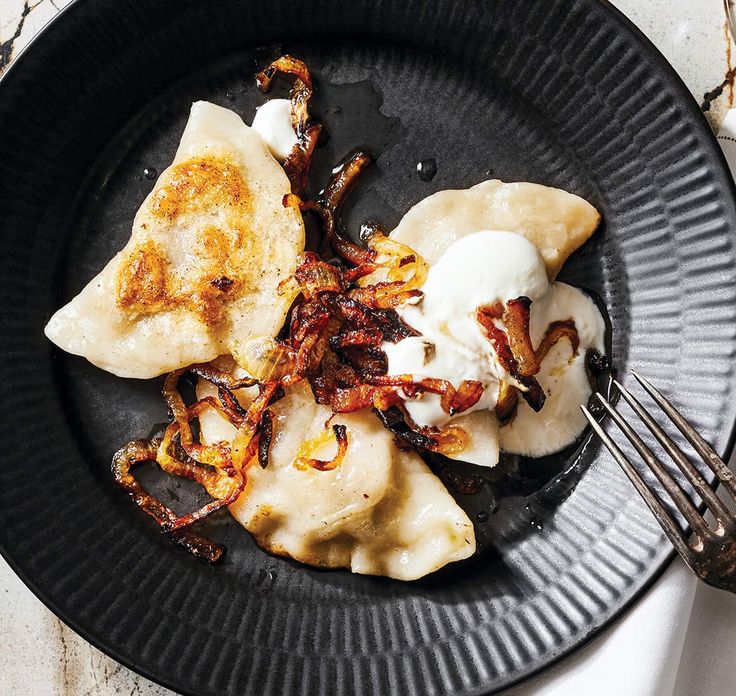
xmin=1 ymin=0 xmax=736 ymax=694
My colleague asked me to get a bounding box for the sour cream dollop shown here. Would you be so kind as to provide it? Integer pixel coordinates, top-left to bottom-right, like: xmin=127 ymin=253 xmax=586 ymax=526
xmin=384 ymin=231 xmax=548 ymax=428
xmin=251 ymin=99 xmax=298 ymax=161
xmin=382 ymin=229 xmax=606 ymax=463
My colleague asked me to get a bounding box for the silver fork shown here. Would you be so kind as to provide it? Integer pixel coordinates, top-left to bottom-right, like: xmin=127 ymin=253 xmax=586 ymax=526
xmin=581 ymin=373 xmax=736 ymax=594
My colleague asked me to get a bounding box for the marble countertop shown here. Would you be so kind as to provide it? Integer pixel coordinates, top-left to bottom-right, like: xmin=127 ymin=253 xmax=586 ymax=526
xmin=0 ymin=1 xmax=733 ymax=694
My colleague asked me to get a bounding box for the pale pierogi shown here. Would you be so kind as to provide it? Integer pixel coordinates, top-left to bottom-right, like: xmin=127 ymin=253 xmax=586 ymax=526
xmin=45 ymin=56 xmax=607 ymax=580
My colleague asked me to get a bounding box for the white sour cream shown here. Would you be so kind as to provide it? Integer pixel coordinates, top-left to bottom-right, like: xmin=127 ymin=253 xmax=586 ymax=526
xmin=500 ymin=282 xmax=605 ymax=457
xmin=251 ymin=99 xmax=298 ymax=161
xmin=383 ymin=230 xmax=606 ymax=463
xmin=384 ymin=230 xmax=548 ymax=428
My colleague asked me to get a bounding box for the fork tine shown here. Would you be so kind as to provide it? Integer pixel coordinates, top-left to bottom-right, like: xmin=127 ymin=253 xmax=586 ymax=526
xmin=581 ymin=405 xmax=694 ymax=562
xmin=612 ymin=379 xmax=733 ymax=524
xmin=632 ymin=371 xmax=736 ymax=500
xmin=593 ymin=393 xmax=710 ymax=539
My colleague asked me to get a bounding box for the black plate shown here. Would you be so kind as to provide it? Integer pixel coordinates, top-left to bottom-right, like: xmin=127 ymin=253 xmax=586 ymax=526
xmin=2 ymin=1 xmax=736 ymax=694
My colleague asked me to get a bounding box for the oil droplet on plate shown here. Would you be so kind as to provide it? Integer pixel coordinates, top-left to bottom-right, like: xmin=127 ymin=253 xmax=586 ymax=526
xmin=256 ymin=568 xmax=277 ymax=591
xmin=143 ymin=166 xmax=157 ymax=180
xmin=416 ymin=158 xmax=437 ymax=182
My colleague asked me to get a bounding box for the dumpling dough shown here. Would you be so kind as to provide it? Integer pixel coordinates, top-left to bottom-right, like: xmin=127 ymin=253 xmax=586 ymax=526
xmin=390 ymin=179 xmax=600 ymax=278
xmin=500 ymin=282 xmax=606 ymax=457
xmin=45 ymin=101 xmax=304 ymax=378
xmin=448 ymin=410 xmax=500 ymax=468
xmin=387 ymin=180 xmax=602 ymax=465
xmin=197 ymin=379 xmax=476 ymax=581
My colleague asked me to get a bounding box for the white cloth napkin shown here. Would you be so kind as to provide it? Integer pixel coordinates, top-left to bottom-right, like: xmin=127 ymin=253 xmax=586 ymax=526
xmin=503 ymin=113 xmax=736 ymax=696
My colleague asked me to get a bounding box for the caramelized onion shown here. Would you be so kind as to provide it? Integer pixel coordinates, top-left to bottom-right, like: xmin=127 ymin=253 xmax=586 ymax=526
xmin=329 ymin=329 xmax=384 ymax=349
xmin=285 ymin=191 xmax=374 ymax=267
xmin=363 ymin=374 xmax=483 ymax=417
xmin=374 ymin=406 xmax=436 ymax=451
xmin=477 ymin=306 xmax=516 ymax=373
xmin=503 ymin=301 xmax=579 ymax=377
xmin=360 ymin=226 xmax=429 ymax=294
xmin=231 ymin=423 xmax=260 ymax=471
xmin=293 ymin=253 xmax=344 ymax=297
xmin=153 ymin=424 xmax=239 ymax=520
xmin=113 ymin=363 xmax=262 ymax=561
xmin=536 ymin=320 xmax=579 ymax=363
xmin=162 ymin=371 xmax=233 ymax=468
xmin=477 ymin=305 xmax=546 ymax=412
xmin=441 ymin=380 xmax=484 ymax=417
xmin=329 ymin=384 xmax=398 ymax=413
xmin=340 ymin=346 xmax=387 ymax=376
xmin=157 ymin=392 xmax=244 ymax=500
xmin=373 ymin=405 xmax=470 ymax=458
xmin=341 ymin=262 xmax=380 ymax=284
xmin=436 ymin=466 xmax=484 ymax=495
xmin=334 ymin=296 xmax=418 ymax=342
xmin=112 ymin=440 xmax=226 ymax=563
xmin=283 ymin=124 xmax=321 ymax=196
xmin=256 ymin=55 xmax=313 ymax=134
xmin=257 ymin=409 xmax=274 ymax=469
xmin=236 ymin=337 xmax=295 ymax=382
xmin=292 ymin=306 xmax=336 ymax=376
xmin=502 ymin=297 xmax=538 ymax=377
xmin=317 ymin=151 xmax=375 ymax=266
xmin=319 ymin=152 xmax=381 ymax=265
xmin=217 ymin=386 xmax=249 ymax=425
xmin=257 ymin=55 xmax=319 ymax=194
xmin=423 ymin=424 xmax=470 ymax=456
xmin=320 ymin=151 xmax=372 ymax=212
xmin=117 ymin=57 xmax=453 ymax=561
xmin=187 ymin=362 xmax=256 ymax=390
xmin=495 ymin=380 xmax=519 ymax=423
xmin=120 ymin=55 xmax=597 ymax=562
xmin=347 ymin=285 xmax=423 ymax=309
xmin=293 ymin=424 xmax=349 ymax=471
xmin=478 ymin=300 xmax=582 ymax=414
xmin=231 ymin=381 xmax=282 ymax=470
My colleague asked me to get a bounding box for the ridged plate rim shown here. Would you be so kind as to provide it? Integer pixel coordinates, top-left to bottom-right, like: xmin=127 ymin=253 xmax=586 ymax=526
xmin=1 ymin=0 xmax=735 ymax=694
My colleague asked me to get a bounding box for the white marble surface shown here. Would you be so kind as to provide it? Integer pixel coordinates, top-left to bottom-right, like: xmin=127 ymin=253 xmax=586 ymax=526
xmin=0 ymin=1 xmax=731 ymax=694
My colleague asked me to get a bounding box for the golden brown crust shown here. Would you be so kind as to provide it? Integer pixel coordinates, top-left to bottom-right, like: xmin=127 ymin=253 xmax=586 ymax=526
xmin=247 ymin=527 xmax=342 ymax=569
xmin=115 ymin=154 xmax=261 ymax=327
xmin=149 ymin=155 xmax=251 ymax=222
xmin=251 ymin=537 xmax=339 ymax=569
xmin=116 ymin=240 xmax=169 ymax=315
